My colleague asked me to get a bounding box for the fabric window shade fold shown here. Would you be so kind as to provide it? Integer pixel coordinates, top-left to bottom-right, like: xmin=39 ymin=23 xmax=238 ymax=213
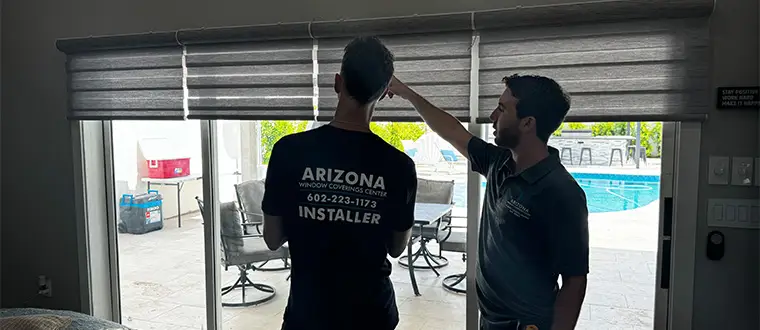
xmin=477 ymin=19 xmax=711 ymax=123
xmin=65 ymin=47 xmax=185 ymax=120
xmin=316 ymin=32 xmax=472 ymax=122
xmin=185 ymin=39 xmax=315 ymax=120
xmin=55 ymin=0 xmax=715 ymax=122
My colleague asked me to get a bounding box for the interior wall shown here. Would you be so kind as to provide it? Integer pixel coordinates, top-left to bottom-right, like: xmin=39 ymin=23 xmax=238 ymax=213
xmin=0 ymin=1 xmax=757 ymax=329
xmin=693 ymin=0 xmax=760 ymax=329
xmin=0 ymin=0 xmax=3 ymax=308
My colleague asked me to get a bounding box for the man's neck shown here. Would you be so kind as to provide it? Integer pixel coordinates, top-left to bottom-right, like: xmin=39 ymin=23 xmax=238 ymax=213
xmin=510 ymin=140 xmax=550 ymax=173
xmin=330 ymin=99 xmax=372 ymax=132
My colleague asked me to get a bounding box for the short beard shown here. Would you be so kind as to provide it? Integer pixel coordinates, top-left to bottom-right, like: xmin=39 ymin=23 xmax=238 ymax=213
xmin=494 ymin=128 xmax=520 ymax=149
xmin=494 ymin=130 xmax=520 ymax=149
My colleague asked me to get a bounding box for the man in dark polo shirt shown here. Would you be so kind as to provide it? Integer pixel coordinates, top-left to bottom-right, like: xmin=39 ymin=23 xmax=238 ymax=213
xmin=260 ymin=37 xmax=417 ymax=330
xmin=387 ymin=75 xmax=588 ymax=330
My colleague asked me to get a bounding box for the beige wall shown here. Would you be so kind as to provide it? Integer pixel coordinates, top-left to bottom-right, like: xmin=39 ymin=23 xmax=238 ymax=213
xmin=1 ymin=0 xmax=757 ymax=328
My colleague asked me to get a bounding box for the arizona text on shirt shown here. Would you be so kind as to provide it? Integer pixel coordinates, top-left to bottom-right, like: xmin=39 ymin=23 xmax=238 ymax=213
xmin=298 ymin=167 xmax=387 ymax=224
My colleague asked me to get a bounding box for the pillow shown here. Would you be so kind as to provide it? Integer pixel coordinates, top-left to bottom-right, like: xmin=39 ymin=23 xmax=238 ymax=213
xmin=219 ymin=201 xmax=244 ymax=254
xmin=0 ymin=315 xmax=72 ymax=330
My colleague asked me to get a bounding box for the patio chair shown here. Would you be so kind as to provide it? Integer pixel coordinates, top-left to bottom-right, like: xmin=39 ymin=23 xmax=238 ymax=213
xmin=440 ymin=226 xmax=467 ymax=294
xmin=398 ymin=178 xmax=455 ymax=276
xmin=234 ymin=179 xmax=291 ymax=272
xmin=195 ymin=197 xmax=288 ymax=307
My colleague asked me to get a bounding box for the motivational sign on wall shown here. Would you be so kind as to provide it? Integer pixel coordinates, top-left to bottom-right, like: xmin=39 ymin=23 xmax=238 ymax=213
xmin=716 ymin=87 xmax=759 ymax=109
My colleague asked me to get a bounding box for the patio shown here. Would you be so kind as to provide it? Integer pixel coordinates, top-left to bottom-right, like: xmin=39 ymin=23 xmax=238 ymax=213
xmin=117 ymin=200 xmax=658 ymax=330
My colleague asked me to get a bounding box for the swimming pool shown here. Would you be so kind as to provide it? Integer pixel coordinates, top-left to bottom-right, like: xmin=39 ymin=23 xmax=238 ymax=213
xmin=451 ymin=172 xmax=660 ymax=213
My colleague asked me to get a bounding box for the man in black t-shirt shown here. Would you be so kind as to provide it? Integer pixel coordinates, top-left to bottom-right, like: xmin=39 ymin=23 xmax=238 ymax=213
xmin=261 ymin=37 xmax=417 ymax=330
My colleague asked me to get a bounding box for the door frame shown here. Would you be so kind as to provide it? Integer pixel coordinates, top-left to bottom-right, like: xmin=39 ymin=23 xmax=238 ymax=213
xmin=73 ymin=120 xmax=120 ymax=322
xmin=75 ymin=118 xmax=701 ymax=330
xmin=201 ymin=120 xmax=223 ymax=330
xmin=655 ymin=121 xmax=701 ymax=329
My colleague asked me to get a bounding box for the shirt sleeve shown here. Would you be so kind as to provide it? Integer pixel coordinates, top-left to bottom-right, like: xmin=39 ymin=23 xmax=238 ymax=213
xmin=261 ymin=138 xmax=290 ymax=216
xmin=389 ymin=157 xmax=418 ymax=232
xmin=467 ymin=136 xmax=510 ymax=176
xmin=549 ymin=188 xmax=590 ymax=277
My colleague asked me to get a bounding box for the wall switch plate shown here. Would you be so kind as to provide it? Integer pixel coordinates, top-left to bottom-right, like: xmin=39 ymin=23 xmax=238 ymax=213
xmin=731 ymin=157 xmax=754 ymax=186
xmin=708 ymin=156 xmax=730 ymax=185
xmin=708 ymin=198 xmax=760 ymax=229
xmin=755 ymin=158 xmax=760 ymax=187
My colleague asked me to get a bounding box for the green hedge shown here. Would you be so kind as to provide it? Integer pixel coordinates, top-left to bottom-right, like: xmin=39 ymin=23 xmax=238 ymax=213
xmin=260 ymin=120 xmax=663 ymax=164
xmin=259 ymin=121 xmax=427 ymax=164
xmin=260 ymin=120 xmax=309 ymax=164
xmin=369 ymin=122 xmax=427 ymax=151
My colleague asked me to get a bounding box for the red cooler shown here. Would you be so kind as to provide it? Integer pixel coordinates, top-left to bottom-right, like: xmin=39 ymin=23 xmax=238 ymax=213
xmin=146 ymin=158 xmax=190 ymax=179
xmin=139 ymin=138 xmax=192 ymax=179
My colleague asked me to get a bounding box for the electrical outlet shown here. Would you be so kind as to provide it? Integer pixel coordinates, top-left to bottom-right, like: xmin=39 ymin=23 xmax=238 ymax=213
xmin=708 ymin=156 xmax=730 ymax=185
xmin=38 ymin=275 xmax=52 ymax=297
xmin=731 ymin=157 xmax=754 ymax=186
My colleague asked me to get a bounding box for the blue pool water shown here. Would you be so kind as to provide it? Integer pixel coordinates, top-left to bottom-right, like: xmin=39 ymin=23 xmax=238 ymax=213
xmin=451 ymin=172 xmax=660 ymax=213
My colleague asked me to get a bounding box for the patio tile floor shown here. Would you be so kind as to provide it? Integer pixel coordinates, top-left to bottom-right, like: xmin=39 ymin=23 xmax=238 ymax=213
xmin=118 ymin=209 xmax=657 ymax=330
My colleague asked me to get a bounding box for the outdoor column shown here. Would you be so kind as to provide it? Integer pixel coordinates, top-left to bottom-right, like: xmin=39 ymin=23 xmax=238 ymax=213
xmin=239 ymin=121 xmax=261 ymax=181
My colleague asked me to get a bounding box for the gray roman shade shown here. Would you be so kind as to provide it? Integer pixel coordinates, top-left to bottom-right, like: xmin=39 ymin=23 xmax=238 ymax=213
xmin=185 ymin=39 xmax=315 ymax=120
xmin=56 ymin=0 xmax=714 ymax=122
xmin=316 ymin=32 xmax=472 ymax=122
xmin=65 ymin=47 xmax=185 ymax=120
xmin=477 ymin=19 xmax=711 ymax=123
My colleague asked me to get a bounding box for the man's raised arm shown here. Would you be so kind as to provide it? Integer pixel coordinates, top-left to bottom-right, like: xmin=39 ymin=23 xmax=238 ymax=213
xmin=387 ymin=77 xmax=473 ymax=158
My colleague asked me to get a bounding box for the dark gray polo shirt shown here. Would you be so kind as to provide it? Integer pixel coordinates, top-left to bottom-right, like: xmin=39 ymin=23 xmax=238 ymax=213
xmin=468 ymin=137 xmax=589 ymax=330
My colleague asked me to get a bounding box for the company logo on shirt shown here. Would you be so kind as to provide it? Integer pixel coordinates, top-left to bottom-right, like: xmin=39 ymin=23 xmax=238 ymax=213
xmin=297 ymin=167 xmax=387 ymax=224
xmin=505 ymin=199 xmax=530 ymax=219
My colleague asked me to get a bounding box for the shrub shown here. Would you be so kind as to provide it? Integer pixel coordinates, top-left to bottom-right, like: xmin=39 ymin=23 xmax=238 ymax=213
xmin=640 ymin=122 xmax=662 ymax=157
xmin=370 ymin=122 xmax=427 ymax=151
xmin=260 ymin=120 xmax=309 ymax=164
xmin=259 ymin=121 xmax=427 ymax=164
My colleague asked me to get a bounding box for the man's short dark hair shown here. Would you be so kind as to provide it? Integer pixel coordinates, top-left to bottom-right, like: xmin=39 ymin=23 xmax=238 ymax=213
xmin=503 ymin=74 xmax=571 ymax=143
xmin=340 ymin=36 xmax=395 ymax=105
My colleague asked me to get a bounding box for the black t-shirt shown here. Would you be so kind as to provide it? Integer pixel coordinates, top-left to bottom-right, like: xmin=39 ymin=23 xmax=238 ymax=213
xmin=261 ymin=125 xmax=417 ymax=330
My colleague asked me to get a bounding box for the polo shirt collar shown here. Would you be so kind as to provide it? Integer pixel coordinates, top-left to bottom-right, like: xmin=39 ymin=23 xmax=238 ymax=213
xmin=504 ymin=147 xmax=562 ymax=184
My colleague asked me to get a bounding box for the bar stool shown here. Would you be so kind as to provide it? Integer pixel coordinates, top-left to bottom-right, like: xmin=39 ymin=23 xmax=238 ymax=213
xmin=579 ymin=147 xmax=593 ymax=166
xmin=627 ymin=145 xmax=648 ymax=164
xmin=609 ymin=147 xmax=625 ymax=166
xmin=560 ymin=147 xmax=574 ymax=165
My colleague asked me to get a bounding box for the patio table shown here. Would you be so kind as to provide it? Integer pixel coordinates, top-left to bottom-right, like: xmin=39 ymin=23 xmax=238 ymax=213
xmin=142 ymin=174 xmax=202 ymax=228
xmin=407 ymin=202 xmax=453 ymax=296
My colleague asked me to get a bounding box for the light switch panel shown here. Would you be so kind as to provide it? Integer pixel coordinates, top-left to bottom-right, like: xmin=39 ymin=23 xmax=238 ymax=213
xmin=708 ymin=156 xmax=730 ymax=185
xmin=708 ymin=198 xmax=760 ymax=229
xmin=755 ymin=158 xmax=760 ymax=187
xmin=731 ymin=157 xmax=754 ymax=186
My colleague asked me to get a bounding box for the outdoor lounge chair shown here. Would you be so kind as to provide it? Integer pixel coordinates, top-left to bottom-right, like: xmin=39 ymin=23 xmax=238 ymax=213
xmin=234 ymin=179 xmax=291 ymax=271
xmin=195 ymin=197 xmax=289 ymax=307
xmin=398 ymin=178 xmax=455 ymax=276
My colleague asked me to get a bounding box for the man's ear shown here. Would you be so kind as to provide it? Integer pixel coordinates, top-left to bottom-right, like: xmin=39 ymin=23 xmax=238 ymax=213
xmin=521 ymin=116 xmax=536 ymax=133
xmin=334 ymin=74 xmax=342 ymax=94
